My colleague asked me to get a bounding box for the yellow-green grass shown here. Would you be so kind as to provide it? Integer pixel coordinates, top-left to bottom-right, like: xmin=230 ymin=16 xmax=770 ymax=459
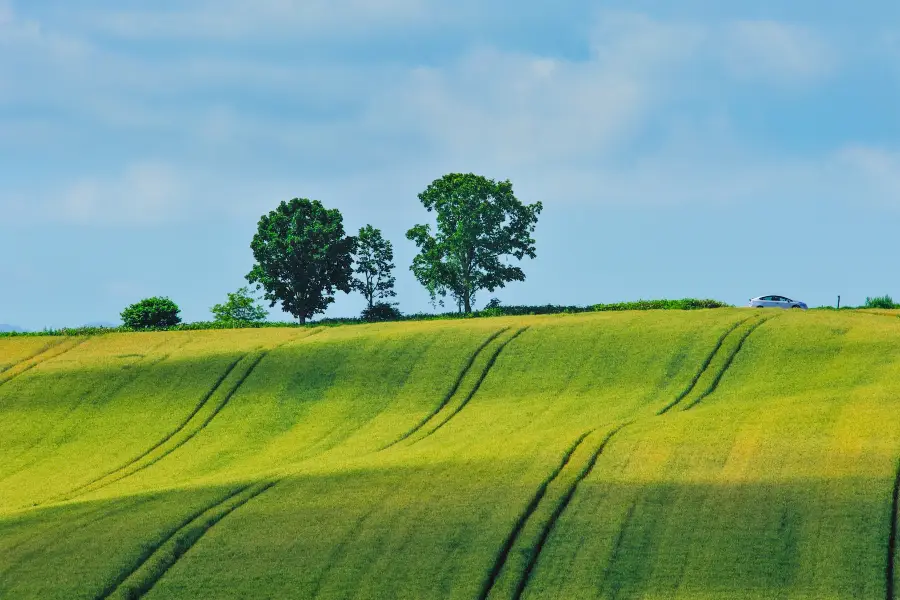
xmin=1 ymin=310 xmax=899 ymax=599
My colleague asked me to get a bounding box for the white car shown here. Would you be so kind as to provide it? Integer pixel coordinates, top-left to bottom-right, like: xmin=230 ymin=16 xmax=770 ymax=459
xmin=748 ymin=295 xmax=808 ymax=310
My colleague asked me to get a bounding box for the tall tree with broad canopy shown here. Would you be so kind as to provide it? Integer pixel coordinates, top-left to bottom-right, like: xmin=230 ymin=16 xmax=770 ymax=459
xmin=353 ymin=225 xmax=397 ymax=309
xmin=246 ymin=198 xmax=355 ymax=324
xmin=406 ymin=173 xmax=542 ymax=313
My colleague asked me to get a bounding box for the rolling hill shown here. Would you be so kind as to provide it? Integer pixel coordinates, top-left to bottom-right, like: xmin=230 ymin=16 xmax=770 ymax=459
xmin=1 ymin=309 xmax=899 ymax=599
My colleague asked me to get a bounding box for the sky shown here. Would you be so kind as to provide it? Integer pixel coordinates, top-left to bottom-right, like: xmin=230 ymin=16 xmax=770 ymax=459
xmin=1 ymin=0 xmax=899 ymax=329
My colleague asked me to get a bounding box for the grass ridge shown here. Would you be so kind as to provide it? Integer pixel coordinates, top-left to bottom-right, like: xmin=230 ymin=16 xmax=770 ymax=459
xmin=657 ymin=317 xmax=751 ymax=415
xmin=511 ymin=423 xmax=630 ymax=600
xmin=477 ymin=430 xmax=594 ymax=600
xmin=98 ymin=481 xmax=276 ymax=599
xmin=887 ymin=459 xmax=900 ymax=600
xmin=418 ymin=327 xmax=530 ymax=442
xmin=682 ymin=316 xmax=773 ymax=411
xmin=380 ymin=328 xmax=510 ymax=450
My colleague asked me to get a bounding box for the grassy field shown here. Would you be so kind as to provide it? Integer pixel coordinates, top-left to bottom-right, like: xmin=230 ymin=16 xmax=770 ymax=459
xmin=1 ymin=309 xmax=899 ymax=599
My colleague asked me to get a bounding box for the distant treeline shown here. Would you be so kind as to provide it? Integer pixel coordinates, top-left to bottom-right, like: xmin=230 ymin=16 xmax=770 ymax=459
xmin=0 ymin=298 xmax=732 ymax=337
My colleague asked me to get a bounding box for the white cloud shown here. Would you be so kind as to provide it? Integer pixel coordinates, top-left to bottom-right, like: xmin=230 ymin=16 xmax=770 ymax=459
xmin=57 ymin=162 xmax=185 ymax=225
xmin=82 ymin=0 xmax=430 ymax=40
xmin=720 ymin=21 xmax=834 ymax=83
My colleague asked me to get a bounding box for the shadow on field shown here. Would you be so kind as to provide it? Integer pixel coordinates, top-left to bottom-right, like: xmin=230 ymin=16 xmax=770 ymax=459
xmin=1 ymin=467 xmax=894 ymax=600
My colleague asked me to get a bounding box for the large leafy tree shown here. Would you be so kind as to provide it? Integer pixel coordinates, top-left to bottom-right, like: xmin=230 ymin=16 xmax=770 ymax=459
xmin=246 ymin=198 xmax=355 ymax=324
xmin=352 ymin=225 xmax=396 ymax=309
xmin=120 ymin=297 xmax=181 ymax=329
xmin=406 ymin=173 xmax=543 ymax=313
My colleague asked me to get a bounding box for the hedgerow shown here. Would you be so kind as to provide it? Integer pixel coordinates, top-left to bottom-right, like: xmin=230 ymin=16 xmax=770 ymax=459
xmin=0 ymin=298 xmax=731 ymax=337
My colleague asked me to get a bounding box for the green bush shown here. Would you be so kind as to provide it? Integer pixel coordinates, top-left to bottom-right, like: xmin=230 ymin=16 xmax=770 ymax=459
xmin=864 ymin=295 xmax=897 ymax=309
xmin=361 ymin=302 xmax=402 ymax=323
xmin=120 ymin=297 xmax=182 ymax=329
xmin=211 ymin=287 xmax=268 ymax=325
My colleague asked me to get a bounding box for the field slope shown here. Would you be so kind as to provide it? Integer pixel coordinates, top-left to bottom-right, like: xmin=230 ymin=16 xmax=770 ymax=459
xmin=2 ymin=310 xmax=900 ymax=599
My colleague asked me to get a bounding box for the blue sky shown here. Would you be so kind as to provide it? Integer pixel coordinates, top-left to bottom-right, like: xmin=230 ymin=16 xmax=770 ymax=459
xmin=2 ymin=1 xmax=899 ymax=329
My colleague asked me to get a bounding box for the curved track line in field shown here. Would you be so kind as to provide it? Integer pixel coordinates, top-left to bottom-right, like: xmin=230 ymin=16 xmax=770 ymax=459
xmin=477 ymin=430 xmax=593 ymax=600
xmin=511 ymin=423 xmax=630 ymax=600
xmin=0 ymin=337 xmax=90 ymax=389
xmin=681 ymin=316 xmax=773 ymax=411
xmin=887 ymin=459 xmax=900 ymax=600
xmin=56 ymin=331 xmax=319 ymax=503
xmin=417 ymin=326 xmax=530 ymax=442
xmin=0 ymin=338 xmax=68 ymax=374
xmin=53 ymin=354 xmax=247 ymax=501
xmin=380 ymin=328 xmax=510 ymax=450
xmin=656 ymin=317 xmax=751 ymax=415
xmin=96 ymin=481 xmax=276 ymax=600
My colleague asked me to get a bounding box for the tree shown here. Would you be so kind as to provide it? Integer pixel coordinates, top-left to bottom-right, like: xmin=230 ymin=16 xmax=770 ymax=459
xmin=121 ymin=297 xmax=181 ymax=329
xmin=406 ymin=173 xmax=542 ymax=313
xmin=210 ymin=286 xmax=268 ymax=325
xmin=352 ymin=225 xmax=396 ymax=309
xmin=246 ymin=198 xmax=355 ymax=324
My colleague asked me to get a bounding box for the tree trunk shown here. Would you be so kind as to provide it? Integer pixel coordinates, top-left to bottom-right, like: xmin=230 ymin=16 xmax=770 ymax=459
xmin=464 ymin=293 xmax=471 ymax=314
xmin=298 ymin=315 xmax=306 ymax=325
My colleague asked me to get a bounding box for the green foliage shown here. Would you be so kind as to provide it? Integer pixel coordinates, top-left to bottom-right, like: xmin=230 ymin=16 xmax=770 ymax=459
xmin=406 ymin=173 xmax=543 ymax=313
xmin=210 ymin=287 xmax=268 ymax=325
xmin=361 ymin=302 xmax=402 ymax=323
xmin=120 ymin=297 xmax=182 ymax=329
xmin=246 ymin=198 xmax=356 ymax=324
xmin=353 ymin=225 xmax=396 ymax=308
xmin=864 ymin=295 xmax=897 ymax=309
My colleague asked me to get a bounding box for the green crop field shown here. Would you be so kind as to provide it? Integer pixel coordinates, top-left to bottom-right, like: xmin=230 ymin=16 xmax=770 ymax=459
xmin=2 ymin=309 xmax=900 ymax=599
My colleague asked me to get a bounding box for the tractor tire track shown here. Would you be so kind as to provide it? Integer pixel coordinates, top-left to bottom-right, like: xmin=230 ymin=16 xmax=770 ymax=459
xmin=657 ymin=317 xmax=751 ymax=415
xmin=97 ymin=480 xmax=276 ymax=600
xmin=681 ymin=316 xmax=773 ymax=411
xmin=53 ymin=354 xmax=248 ymax=502
xmin=74 ymin=352 xmax=270 ymax=498
xmin=53 ymin=331 xmax=318 ymax=503
xmin=0 ymin=337 xmax=91 ymax=389
xmin=416 ymin=327 xmax=530 ymax=443
xmin=887 ymin=459 xmax=900 ymax=600
xmin=477 ymin=430 xmax=593 ymax=600
xmin=511 ymin=423 xmax=630 ymax=600
xmin=0 ymin=338 xmax=68 ymax=374
xmin=380 ymin=328 xmax=510 ymax=450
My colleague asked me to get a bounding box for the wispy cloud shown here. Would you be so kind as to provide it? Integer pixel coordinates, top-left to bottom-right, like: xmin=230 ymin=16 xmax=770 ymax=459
xmin=720 ymin=21 xmax=835 ymax=84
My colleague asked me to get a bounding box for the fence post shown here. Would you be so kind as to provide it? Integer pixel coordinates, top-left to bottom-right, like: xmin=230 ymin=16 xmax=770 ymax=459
xmin=837 ymin=295 xmax=841 ymax=310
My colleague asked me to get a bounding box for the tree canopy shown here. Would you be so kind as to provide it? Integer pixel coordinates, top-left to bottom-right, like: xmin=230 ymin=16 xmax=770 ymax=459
xmin=210 ymin=286 xmax=268 ymax=324
xmin=406 ymin=173 xmax=542 ymax=313
xmin=352 ymin=225 xmax=396 ymax=309
xmin=120 ymin=297 xmax=182 ymax=329
xmin=246 ymin=198 xmax=355 ymax=324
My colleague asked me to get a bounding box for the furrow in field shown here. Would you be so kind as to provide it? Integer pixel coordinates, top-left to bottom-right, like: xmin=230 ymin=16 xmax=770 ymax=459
xmin=477 ymin=430 xmax=594 ymax=600
xmin=510 ymin=424 xmax=630 ymax=600
xmin=379 ymin=328 xmax=510 ymax=450
xmin=656 ymin=317 xmax=751 ymax=415
xmin=68 ymin=351 xmax=270 ymax=500
xmin=681 ymin=316 xmax=773 ymax=411
xmin=415 ymin=326 xmax=530 ymax=443
xmin=52 ymin=353 xmax=248 ymax=502
xmin=0 ymin=338 xmax=67 ymax=374
xmin=0 ymin=337 xmax=90 ymax=389
xmin=887 ymin=459 xmax=900 ymax=600
xmin=54 ymin=331 xmax=319 ymax=503
xmin=97 ymin=480 xmax=276 ymax=600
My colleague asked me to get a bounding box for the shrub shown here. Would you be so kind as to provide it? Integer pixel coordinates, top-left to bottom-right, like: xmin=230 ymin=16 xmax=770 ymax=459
xmin=121 ymin=297 xmax=182 ymax=329
xmin=863 ymin=295 xmax=897 ymax=309
xmin=361 ymin=302 xmax=402 ymax=323
xmin=211 ymin=287 xmax=268 ymax=325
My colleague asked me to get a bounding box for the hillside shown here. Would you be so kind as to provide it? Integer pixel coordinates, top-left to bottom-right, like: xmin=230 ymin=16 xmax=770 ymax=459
xmin=1 ymin=310 xmax=899 ymax=599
